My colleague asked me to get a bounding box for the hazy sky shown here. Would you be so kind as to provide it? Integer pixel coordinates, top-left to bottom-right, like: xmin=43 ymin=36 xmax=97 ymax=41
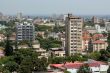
xmin=0 ymin=0 xmax=110 ymax=15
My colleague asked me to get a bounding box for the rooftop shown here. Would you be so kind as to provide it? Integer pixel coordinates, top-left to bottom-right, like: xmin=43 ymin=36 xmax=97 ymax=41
xmin=93 ymin=40 xmax=106 ymax=44
xmin=50 ymin=60 xmax=107 ymax=69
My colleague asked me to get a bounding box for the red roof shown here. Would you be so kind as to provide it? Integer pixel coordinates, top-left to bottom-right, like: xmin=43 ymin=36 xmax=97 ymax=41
xmin=92 ymin=34 xmax=106 ymax=40
xmin=93 ymin=34 xmax=104 ymax=38
xmin=92 ymin=60 xmax=107 ymax=65
xmin=88 ymin=63 xmax=100 ymax=67
xmin=93 ymin=40 xmax=105 ymax=44
xmin=50 ymin=64 xmax=63 ymax=68
xmin=65 ymin=63 xmax=83 ymax=69
xmin=50 ymin=61 xmax=107 ymax=69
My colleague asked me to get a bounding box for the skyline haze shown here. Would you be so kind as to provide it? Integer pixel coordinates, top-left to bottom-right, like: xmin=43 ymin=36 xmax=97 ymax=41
xmin=0 ymin=0 xmax=110 ymax=15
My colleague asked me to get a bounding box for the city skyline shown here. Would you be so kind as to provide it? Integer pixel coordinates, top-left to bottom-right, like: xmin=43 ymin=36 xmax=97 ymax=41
xmin=0 ymin=0 xmax=110 ymax=15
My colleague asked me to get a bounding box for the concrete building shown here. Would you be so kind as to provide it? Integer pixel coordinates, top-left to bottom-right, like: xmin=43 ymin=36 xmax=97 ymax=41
xmin=105 ymin=21 xmax=110 ymax=32
xmin=65 ymin=14 xmax=83 ymax=56
xmin=17 ymin=12 xmax=22 ymax=20
xmin=36 ymin=48 xmax=48 ymax=58
xmin=92 ymin=16 xmax=100 ymax=24
xmin=16 ymin=22 xmax=35 ymax=41
xmin=95 ymin=24 xmax=107 ymax=33
xmin=85 ymin=26 xmax=97 ymax=34
xmin=93 ymin=40 xmax=107 ymax=52
xmin=50 ymin=48 xmax=65 ymax=57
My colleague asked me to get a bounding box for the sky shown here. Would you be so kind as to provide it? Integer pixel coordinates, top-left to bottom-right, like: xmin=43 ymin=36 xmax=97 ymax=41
xmin=0 ymin=0 xmax=110 ymax=15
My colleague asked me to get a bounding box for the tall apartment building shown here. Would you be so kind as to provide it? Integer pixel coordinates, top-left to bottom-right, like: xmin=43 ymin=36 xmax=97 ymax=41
xmin=65 ymin=14 xmax=83 ymax=56
xmin=16 ymin=22 xmax=35 ymax=41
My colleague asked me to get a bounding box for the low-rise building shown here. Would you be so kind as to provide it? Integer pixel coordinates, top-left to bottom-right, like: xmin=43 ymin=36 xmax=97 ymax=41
xmin=17 ymin=44 xmax=29 ymax=49
xmin=50 ymin=60 xmax=109 ymax=73
xmin=95 ymin=24 xmax=107 ymax=33
xmin=35 ymin=48 xmax=48 ymax=58
xmin=85 ymin=26 xmax=97 ymax=34
xmin=93 ymin=40 xmax=107 ymax=52
xmin=9 ymin=32 xmax=16 ymax=41
xmin=50 ymin=48 xmax=65 ymax=57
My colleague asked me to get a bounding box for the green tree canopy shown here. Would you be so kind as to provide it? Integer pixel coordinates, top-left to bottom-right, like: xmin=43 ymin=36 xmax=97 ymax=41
xmin=77 ymin=64 xmax=92 ymax=73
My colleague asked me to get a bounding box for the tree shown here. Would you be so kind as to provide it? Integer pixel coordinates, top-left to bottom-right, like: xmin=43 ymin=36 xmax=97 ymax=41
xmin=35 ymin=25 xmax=52 ymax=31
xmin=64 ymin=70 xmax=71 ymax=73
xmin=99 ymin=50 xmax=110 ymax=61
xmin=88 ymin=39 xmax=93 ymax=53
xmin=107 ymin=66 xmax=110 ymax=73
xmin=89 ymin=51 xmax=101 ymax=60
xmin=77 ymin=64 xmax=92 ymax=73
xmin=36 ymin=36 xmax=62 ymax=51
xmin=18 ymin=57 xmax=34 ymax=73
xmin=13 ymin=49 xmax=38 ymax=64
xmin=102 ymin=31 xmax=107 ymax=37
xmin=50 ymin=57 xmax=65 ymax=64
xmin=107 ymin=32 xmax=110 ymax=52
xmin=4 ymin=61 xmax=19 ymax=72
xmin=0 ymin=65 xmax=4 ymax=72
xmin=33 ymin=58 xmax=48 ymax=72
xmin=4 ymin=34 xmax=13 ymax=56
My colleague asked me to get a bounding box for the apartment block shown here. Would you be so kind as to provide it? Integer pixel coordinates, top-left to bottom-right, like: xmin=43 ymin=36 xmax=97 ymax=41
xmin=65 ymin=14 xmax=83 ymax=56
xmin=16 ymin=22 xmax=35 ymax=41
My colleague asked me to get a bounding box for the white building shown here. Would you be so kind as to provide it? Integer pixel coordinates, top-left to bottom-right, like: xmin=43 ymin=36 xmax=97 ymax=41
xmin=95 ymin=24 xmax=107 ymax=33
xmin=105 ymin=21 xmax=110 ymax=32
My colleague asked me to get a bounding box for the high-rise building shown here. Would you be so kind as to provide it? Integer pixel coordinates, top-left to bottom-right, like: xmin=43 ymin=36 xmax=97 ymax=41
xmin=0 ymin=12 xmax=3 ymax=21
xmin=16 ymin=22 xmax=35 ymax=41
xmin=92 ymin=16 xmax=99 ymax=24
xmin=17 ymin=12 xmax=22 ymax=20
xmin=65 ymin=14 xmax=83 ymax=56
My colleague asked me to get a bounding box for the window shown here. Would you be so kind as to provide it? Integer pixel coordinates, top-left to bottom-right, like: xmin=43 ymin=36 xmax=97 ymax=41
xmin=71 ymin=27 xmax=73 ymax=29
xmin=71 ymin=30 xmax=74 ymax=32
xmin=71 ymin=40 xmax=73 ymax=42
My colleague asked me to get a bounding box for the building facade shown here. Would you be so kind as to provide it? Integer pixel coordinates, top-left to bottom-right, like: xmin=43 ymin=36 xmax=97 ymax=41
xmin=16 ymin=22 xmax=35 ymax=41
xmin=65 ymin=14 xmax=83 ymax=56
xmin=105 ymin=21 xmax=110 ymax=32
xmin=93 ymin=40 xmax=107 ymax=52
